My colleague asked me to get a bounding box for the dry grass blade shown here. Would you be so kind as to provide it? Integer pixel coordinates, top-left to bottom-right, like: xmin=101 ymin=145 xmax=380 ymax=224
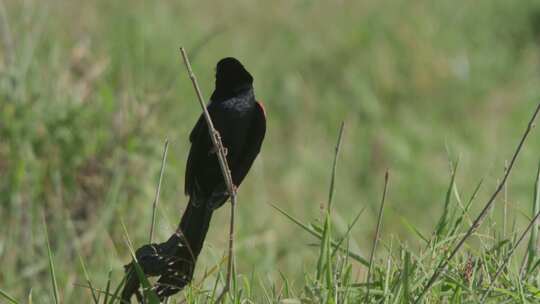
xmin=414 ymin=102 xmax=540 ymax=303
xmin=149 ymin=138 xmax=169 ymax=243
xmin=179 ymin=47 xmax=237 ymax=303
xmin=365 ymin=170 xmax=389 ymax=301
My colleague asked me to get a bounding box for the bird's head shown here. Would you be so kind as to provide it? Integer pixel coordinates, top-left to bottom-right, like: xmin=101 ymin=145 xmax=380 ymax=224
xmin=214 ymin=57 xmax=253 ymax=97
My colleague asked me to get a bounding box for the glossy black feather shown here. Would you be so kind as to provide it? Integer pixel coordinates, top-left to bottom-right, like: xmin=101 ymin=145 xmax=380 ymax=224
xmin=184 ymin=98 xmax=266 ymax=202
xmin=184 ymin=59 xmax=265 ymax=207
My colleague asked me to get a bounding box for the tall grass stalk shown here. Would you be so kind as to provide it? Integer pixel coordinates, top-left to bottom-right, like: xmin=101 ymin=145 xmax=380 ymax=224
xmin=43 ymin=215 xmax=60 ymax=304
xmin=365 ymin=170 xmax=389 ymax=301
xmin=149 ymin=138 xmax=169 ymax=243
xmin=526 ymin=161 xmax=540 ymax=272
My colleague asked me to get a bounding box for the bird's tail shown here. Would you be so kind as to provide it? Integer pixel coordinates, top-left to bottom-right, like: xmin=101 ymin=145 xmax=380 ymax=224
xmin=121 ymin=196 xmax=221 ymax=301
xmin=177 ymin=195 xmax=215 ymax=259
xmin=152 ymin=195 xmax=215 ymax=298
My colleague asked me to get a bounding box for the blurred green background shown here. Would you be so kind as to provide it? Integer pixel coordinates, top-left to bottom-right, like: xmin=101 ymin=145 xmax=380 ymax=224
xmin=2 ymin=0 xmax=540 ymax=302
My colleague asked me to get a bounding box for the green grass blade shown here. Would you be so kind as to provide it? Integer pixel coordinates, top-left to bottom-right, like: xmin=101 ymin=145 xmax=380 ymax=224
xmin=103 ymin=270 xmax=112 ymax=304
xmin=398 ymin=216 xmax=429 ymax=244
xmin=73 ymin=281 xmax=130 ymax=304
xmin=448 ymin=178 xmax=484 ymax=238
xmin=81 ymin=263 xmax=99 ymax=303
xmin=149 ymin=138 xmax=169 ymax=243
xmin=76 ymin=244 xmax=99 ymax=304
xmin=327 ymin=121 xmax=344 ymax=212
xmin=316 ymin=214 xmax=330 ymax=281
xmin=383 ymin=253 xmax=392 ymax=300
xmin=324 ymin=216 xmax=333 ymax=291
xmin=108 ymin=274 xmax=128 ymax=304
xmin=402 ymin=251 xmax=411 ymax=303
xmin=0 ymin=288 xmax=19 ymax=304
xmin=527 ymin=161 xmax=540 ymax=272
xmin=529 ymin=258 xmax=540 ymax=274
xmin=270 ymin=203 xmax=369 ymax=266
xmin=271 ymin=203 xmax=318 ymax=238
xmin=63 ymin=208 xmax=99 ymax=304
xmin=43 ymin=216 xmax=60 ymax=304
xmin=435 ymin=161 xmax=458 ymax=239
xmin=129 ymin=265 xmax=157 ymax=302
xmin=331 ymin=206 xmax=366 ymax=257
xmin=451 ymin=285 xmax=461 ymax=304
xmin=366 ymin=171 xmax=390 ymax=301
xmin=120 ymin=220 xmax=160 ymax=304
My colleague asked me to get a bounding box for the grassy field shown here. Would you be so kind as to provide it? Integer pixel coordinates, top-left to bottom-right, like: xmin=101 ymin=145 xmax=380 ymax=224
xmin=1 ymin=0 xmax=540 ymax=302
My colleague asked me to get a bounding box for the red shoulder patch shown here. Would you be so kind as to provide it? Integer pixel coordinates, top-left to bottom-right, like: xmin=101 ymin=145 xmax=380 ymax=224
xmin=257 ymin=101 xmax=266 ymax=118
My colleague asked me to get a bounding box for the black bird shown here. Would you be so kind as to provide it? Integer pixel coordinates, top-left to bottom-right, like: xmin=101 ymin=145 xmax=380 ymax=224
xmin=122 ymin=57 xmax=266 ymax=301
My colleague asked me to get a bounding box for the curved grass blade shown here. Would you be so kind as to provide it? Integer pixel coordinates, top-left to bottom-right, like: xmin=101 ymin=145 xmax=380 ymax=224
xmin=526 ymin=161 xmax=540 ymax=272
xmin=120 ymin=220 xmax=160 ymax=304
xmin=0 ymin=288 xmax=19 ymax=304
xmin=270 ymin=203 xmax=368 ymax=266
xmin=43 ymin=215 xmax=60 ymax=304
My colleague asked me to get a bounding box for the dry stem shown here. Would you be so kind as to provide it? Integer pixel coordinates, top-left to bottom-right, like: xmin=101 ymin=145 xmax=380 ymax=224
xmin=179 ymin=47 xmax=237 ymax=303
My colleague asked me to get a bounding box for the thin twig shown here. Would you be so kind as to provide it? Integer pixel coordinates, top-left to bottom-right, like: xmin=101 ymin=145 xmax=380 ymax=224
xmin=365 ymin=170 xmax=389 ymax=301
xmin=480 ymin=209 xmax=540 ymax=303
xmin=179 ymin=48 xmax=235 ymax=195
xmin=179 ymin=47 xmax=237 ymax=303
xmin=414 ymin=102 xmax=540 ymax=303
xmin=149 ymin=138 xmax=169 ymax=243
xmin=328 ymin=122 xmax=345 ymax=212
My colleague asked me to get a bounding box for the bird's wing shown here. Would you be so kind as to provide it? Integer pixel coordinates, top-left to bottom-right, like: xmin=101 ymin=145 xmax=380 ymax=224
xmin=231 ymin=101 xmax=267 ymax=186
xmin=184 ymin=112 xmax=211 ymax=196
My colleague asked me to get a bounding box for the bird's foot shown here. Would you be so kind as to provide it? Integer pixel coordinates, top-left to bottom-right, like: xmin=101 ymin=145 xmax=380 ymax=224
xmin=208 ymin=146 xmax=228 ymax=156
